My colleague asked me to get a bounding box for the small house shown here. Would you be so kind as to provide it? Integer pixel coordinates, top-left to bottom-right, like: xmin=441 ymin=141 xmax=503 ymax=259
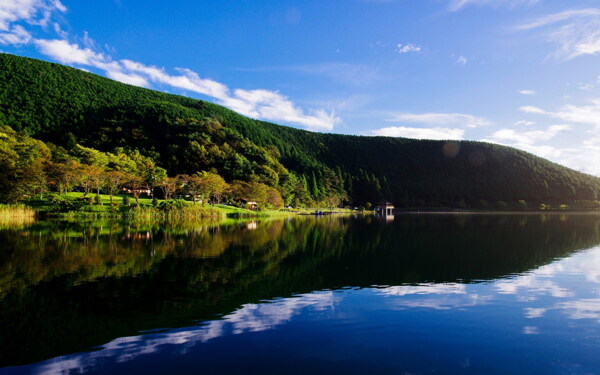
xmin=375 ymin=202 xmax=394 ymax=215
xmin=240 ymin=198 xmax=258 ymax=210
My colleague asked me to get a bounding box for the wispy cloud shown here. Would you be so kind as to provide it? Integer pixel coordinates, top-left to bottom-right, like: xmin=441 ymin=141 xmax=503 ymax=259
xmin=515 ymin=8 xmax=600 ymax=60
xmin=518 ymin=89 xmax=536 ymax=95
xmin=0 ymin=24 xmax=31 ymax=45
xmin=387 ymin=112 xmax=492 ymax=128
xmin=576 ymin=75 xmax=600 ymax=91
xmin=456 ymin=56 xmax=468 ymax=65
xmin=372 ymin=126 xmax=465 ymax=140
xmin=448 ymin=0 xmax=540 ymax=12
xmin=519 ymin=99 xmax=600 ymax=129
xmin=514 ymin=120 xmax=536 ymax=126
xmin=501 ymin=99 xmax=600 ymax=175
xmin=483 ymin=138 xmax=600 ymax=175
xmin=396 ymin=43 xmax=421 ymax=54
xmin=1 ymin=1 xmax=339 ymax=131
xmin=375 ymin=112 xmax=489 ymax=140
xmin=487 ymin=124 xmax=571 ymax=145
xmin=0 ymin=0 xmax=66 ymax=30
xmin=0 ymin=0 xmax=66 ymax=45
xmin=485 ymin=103 xmax=600 ymax=175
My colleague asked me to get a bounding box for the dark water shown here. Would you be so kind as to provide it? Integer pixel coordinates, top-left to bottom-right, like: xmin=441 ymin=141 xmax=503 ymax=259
xmin=2 ymin=213 xmax=600 ymax=374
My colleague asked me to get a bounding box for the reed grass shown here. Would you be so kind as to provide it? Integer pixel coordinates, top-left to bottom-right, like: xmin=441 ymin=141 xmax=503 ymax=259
xmin=0 ymin=204 xmax=37 ymax=227
xmin=0 ymin=204 xmax=37 ymax=218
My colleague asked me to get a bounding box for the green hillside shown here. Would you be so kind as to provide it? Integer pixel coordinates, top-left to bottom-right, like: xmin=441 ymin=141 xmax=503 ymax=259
xmin=1 ymin=52 xmax=599 ymax=207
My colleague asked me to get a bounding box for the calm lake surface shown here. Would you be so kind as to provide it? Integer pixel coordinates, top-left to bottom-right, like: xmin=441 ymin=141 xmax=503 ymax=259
xmin=2 ymin=213 xmax=600 ymax=374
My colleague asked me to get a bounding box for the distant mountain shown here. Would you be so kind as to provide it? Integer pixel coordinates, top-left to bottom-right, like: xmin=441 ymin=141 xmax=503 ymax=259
xmin=1 ymin=52 xmax=599 ymax=207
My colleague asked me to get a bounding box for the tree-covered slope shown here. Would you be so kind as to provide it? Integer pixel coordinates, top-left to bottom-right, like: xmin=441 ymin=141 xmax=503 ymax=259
xmin=1 ymin=52 xmax=599 ymax=206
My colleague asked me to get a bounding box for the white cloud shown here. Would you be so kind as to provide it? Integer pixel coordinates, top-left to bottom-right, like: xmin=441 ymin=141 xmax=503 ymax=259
xmin=374 ymin=111 xmax=490 ymax=141
xmin=0 ymin=0 xmax=65 ymax=30
xmin=388 ymin=112 xmax=491 ymax=128
xmin=488 ymin=124 xmax=571 ymax=145
xmin=220 ymin=88 xmax=339 ymax=130
xmin=396 ymin=43 xmax=421 ymax=54
xmin=0 ymin=24 xmax=30 ymax=45
xmin=519 ymin=99 xmax=600 ymax=129
xmin=456 ymin=55 xmax=468 ymax=65
xmin=576 ymin=75 xmax=600 ymax=91
xmin=519 ymin=105 xmax=546 ymax=114
xmin=448 ymin=0 xmax=540 ymax=12
xmin=514 ymin=120 xmax=536 ymax=126
xmin=121 ymin=60 xmax=230 ymax=99
xmin=484 ymin=138 xmax=600 ymax=176
xmin=35 ymin=39 xmax=105 ymax=65
xmin=105 ymin=70 xmax=149 ymax=87
xmin=372 ymin=126 xmax=465 ymax=140
xmin=518 ymin=89 xmax=536 ymax=95
xmin=0 ymin=0 xmax=65 ymax=45
xmin=515 ymin=8 xmax=600 ymax=60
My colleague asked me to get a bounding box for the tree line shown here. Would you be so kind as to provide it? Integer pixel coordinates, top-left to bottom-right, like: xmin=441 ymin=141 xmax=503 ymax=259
xmin=0 ymin=124 xmax=347 ymax=209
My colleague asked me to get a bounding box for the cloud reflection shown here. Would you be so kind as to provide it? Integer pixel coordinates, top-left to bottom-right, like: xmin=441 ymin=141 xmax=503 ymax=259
xmin=376 ymin=283 xmax=492 ymax=310
xmin=556 ymin=299 xmax=600 ymax=322
xmin=34 ymin=292 xmax=336 ymax=375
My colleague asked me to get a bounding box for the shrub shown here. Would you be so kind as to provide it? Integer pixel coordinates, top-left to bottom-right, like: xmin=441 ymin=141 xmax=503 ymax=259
xmin=159 ymin=199 xmax=186 ymax=211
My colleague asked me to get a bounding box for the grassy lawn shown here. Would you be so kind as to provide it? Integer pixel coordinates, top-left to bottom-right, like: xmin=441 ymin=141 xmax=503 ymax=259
xmin=22 ymin=193 xmax=294 ymax=218
xmin=15 ymin=193 xmax=370 ymax=221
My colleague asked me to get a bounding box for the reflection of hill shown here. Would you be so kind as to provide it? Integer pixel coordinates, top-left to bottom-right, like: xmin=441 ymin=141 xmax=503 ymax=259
xmin=290 ymin=214 xmax=600 ymax=289
xmin=1 ymin=214 xmax=600 ymax=366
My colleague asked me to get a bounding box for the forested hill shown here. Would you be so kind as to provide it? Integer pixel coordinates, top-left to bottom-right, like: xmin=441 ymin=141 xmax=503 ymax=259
xmin=1 ymin=52 xmax=600 ymax=207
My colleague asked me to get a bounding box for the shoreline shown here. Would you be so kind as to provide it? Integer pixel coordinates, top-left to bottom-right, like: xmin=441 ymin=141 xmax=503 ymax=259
xmin=393 ymin=209 xmax=600 ymax=215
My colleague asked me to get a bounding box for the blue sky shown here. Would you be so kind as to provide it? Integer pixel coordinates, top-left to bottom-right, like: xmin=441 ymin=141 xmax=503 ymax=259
xmin=2 ymin=0 xmax=600 ymax=174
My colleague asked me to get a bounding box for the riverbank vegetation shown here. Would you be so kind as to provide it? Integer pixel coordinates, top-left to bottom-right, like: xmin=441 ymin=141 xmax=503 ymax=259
xmin=0 ymin=123 xmax=338 ymax=216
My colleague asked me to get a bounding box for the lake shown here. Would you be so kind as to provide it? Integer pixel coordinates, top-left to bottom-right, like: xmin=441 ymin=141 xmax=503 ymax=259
xmin=1 ymin=213 xmax=600 ymax=374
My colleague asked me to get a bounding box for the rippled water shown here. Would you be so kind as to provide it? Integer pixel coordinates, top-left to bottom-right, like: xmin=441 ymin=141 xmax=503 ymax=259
xmin=1 ymin=214 xmax=600 ymax=374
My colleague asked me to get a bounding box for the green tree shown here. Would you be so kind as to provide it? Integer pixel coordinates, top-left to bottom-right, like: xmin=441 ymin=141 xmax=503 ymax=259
xmin=104 ymin=171 xmax=127 ymax=205
xmin=200 ymin=172 xmax=228 ymax=204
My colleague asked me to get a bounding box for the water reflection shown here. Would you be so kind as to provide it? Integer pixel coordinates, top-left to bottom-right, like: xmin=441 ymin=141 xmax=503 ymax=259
xmin=14 ymin=244 xmax=600 ymax=375
xmin=32 ymin=292 xmax=337 ymax=375
xmin=1 ymin=214 xmax=600 ymax=372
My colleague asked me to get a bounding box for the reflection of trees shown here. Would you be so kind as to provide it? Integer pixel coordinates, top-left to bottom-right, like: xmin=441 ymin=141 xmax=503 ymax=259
xmin=0 ymin=219 xmax=292 ymax=298
xmin=1 ymin=214 xmax=600 ymax=366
